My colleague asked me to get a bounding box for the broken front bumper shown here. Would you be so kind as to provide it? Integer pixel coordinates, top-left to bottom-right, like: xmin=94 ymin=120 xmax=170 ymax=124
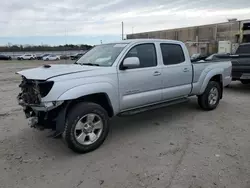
xmin=18 ymin=98 xmax=64 ymax=112
xmin=17 ymin=95 xmax=65 ymax=129
xmin=17 ymin=92 xmax=63 ymax=112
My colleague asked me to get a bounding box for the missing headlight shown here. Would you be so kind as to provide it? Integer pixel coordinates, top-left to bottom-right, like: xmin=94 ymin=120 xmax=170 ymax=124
xmin=38 ymin=81 xmax=54 ymax=97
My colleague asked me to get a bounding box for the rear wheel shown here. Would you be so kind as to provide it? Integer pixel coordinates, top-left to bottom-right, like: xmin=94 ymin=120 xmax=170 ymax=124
xmin=63 ymin=102 xmax=109 ymax=153
xmin=198 ymin=81 xmax=221 ymax=111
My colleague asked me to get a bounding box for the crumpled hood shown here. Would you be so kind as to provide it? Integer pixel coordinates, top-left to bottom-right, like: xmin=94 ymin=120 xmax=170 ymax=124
xmin=16 ymin=64 xmax=100 ymax=80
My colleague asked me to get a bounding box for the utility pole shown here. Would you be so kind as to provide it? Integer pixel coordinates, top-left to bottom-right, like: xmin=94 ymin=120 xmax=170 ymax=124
xmin=122 ymin=22 xmax=124 ymax=40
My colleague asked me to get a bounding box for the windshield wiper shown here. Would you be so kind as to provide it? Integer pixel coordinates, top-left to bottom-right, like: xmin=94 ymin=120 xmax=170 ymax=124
xmin=81 ymin=63 xmax=100 ymax=66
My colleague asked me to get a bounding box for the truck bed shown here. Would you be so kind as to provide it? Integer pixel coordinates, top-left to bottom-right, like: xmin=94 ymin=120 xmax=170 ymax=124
xmin=191 ymin=60 xmax=232 ymax=94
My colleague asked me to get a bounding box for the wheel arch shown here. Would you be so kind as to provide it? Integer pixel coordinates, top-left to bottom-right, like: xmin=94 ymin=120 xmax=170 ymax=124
xmin=55 ymin=92 xmax=114 ymax=135
xmin=66 ymin=93 xmax=114 ymax=118
xmin=199 ymin=69 xmax=223 ymax=99
xmin=57 ymin=82 xmax=119 ymax=115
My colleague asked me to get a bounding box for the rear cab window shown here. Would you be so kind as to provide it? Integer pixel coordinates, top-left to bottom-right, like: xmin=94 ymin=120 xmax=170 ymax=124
xmin=160 ymin=43 xmax=185 ymax=65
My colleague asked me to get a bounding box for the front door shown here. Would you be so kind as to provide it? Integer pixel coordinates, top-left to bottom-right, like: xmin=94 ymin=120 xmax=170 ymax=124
xmin=160 ymin=43 xmax=192 ymax=100
xmin=118 ymin=43 xmax=162 ymax=111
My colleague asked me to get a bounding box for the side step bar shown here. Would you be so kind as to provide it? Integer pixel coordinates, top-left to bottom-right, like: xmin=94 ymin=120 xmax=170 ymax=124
xmin=118 ymin=98 xmax=189 ymax=116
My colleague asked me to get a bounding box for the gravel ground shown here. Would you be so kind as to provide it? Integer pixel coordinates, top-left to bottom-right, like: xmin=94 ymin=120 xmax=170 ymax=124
xmin=0 ymin=60 xmax=250 ymax=188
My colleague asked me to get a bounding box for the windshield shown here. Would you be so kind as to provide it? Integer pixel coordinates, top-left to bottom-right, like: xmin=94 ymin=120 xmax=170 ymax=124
xmin=205 ymin=54 xmax=215 ymax=60
xmin=236 ymin=44 xmax=250 ymax=54
xmin=191 ymin=53 xmax=200 ymax=59
xmin=76 ymin=43 xmax=128 ymax=66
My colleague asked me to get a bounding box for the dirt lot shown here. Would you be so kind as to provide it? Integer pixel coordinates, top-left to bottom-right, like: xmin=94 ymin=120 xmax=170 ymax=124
xmin=0 ymin=60 xmax=250 ymax=188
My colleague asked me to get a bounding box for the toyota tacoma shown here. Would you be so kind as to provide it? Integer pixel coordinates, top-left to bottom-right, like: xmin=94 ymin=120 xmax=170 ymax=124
xmin=16 ymin=39 xmax=232 ymax=153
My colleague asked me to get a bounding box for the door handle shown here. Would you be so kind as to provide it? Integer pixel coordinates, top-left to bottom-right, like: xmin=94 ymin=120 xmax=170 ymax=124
xmin=153 ymin=71 xmax=161 ymax=76
xmin=183 ymin=68 xmax=189 ymax=72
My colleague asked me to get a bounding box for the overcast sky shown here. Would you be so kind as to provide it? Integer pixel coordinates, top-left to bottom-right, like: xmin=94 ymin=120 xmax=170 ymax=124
xmin=1 ymin=0 xmax=250 ymax=45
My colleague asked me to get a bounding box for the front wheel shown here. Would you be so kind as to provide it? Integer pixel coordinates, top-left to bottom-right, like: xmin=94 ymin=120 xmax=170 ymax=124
xmin=198 ymin=81 xmax=221 ymax=111
xmin=63 ymin=102 xmax=109 ymax=153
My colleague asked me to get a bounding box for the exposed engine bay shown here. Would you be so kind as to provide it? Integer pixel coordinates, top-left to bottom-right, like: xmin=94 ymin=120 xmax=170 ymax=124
xmin=17 ymin=76 xmax=42 ymax=105
xmin=17 ymin=76 xmax=65 ymax=137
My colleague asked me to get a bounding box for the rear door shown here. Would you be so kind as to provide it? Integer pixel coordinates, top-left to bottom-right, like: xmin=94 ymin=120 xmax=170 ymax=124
xmin=160 ymin=43 xmax=192 ymax=100
xmin=118 ymin=43 xmax=162 ymax=111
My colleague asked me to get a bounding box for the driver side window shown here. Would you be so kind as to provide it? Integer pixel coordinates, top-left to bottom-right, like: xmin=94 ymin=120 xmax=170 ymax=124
xmin=124 ymin=43 xmax=157 ymax=69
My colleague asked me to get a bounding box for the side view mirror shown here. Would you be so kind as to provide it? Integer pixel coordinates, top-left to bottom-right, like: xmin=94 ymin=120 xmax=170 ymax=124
xmin=121 ymin=57 xmax=140 ymax=70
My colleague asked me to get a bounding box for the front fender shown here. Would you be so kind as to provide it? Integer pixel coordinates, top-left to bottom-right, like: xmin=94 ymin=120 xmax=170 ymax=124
xmin=58 ymin=82 xmax=119 ymax=115
xmin=199 ymin=68 xmax=223 ymax=94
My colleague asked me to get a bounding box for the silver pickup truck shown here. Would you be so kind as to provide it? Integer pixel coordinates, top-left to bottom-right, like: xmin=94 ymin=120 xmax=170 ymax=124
xmin=17 ymin=39 xmax=232 ymax=153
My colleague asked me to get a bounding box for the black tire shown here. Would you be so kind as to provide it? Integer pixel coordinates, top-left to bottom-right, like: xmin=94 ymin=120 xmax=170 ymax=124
xmin=241 ymin=80 xmax=250 ymax=84
xmin=63 ymin=102 xmax=109 ymax=153
xmin=197 ymin=81 xmax=221 ymax=111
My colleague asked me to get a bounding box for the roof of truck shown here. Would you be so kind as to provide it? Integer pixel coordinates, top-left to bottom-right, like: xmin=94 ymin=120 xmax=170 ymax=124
xmin=106 ymin=39 xmax=183 ymax=44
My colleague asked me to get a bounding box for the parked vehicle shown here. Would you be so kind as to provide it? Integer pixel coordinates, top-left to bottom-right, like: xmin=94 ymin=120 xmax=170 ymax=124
xmin=205 ymin=53 xmax=230 ymax=61
xmin=70 ymin=53 xmax=84 ymax=60
xmin=190 ymin=53 xmax=208 ymax=62
xmin=0 ymin=54 xmax=12 ymax=60
xmin=211 ymin=43 xmax=250 ymax=84
xmin=43 ymin=54 xmax=60 ymax=61
xmin=16 ymin=39 xmax=232 ymax=153
xmin=37 ymin=54 xmax=50 ymax=60
xmin=60 ymin=54 xmax=70 ymax=60
xmin=17 ymin=54 xmax=36 ymax=60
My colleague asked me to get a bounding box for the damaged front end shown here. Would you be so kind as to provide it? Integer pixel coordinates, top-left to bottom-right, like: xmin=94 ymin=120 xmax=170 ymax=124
xmin=17 ymin=76 xmax=65 ymax=137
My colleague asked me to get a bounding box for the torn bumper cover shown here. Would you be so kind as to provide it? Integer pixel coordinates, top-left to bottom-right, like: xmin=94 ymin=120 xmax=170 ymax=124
xmin=17 ymin=97 xmax=64 ymax=115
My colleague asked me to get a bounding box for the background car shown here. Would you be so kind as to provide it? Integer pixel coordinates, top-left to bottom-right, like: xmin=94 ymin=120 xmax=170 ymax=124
xmin=37 ymin=53 xmax=50 ymax=60
xmin=0 ymin=54 xmax=12 ymax=60
xmin=17 ymin=54 xmax=36 ymax=60
xmin=190 ymin=53 xmax=208 ymax=62
xmin=43 ymin=54 xmax=60 ymax=61
xmin=205 ymin=53 xmax=230 ymax=61
xmin=60 ymin=54 xmax=70 ymax=60
xmin=70 ymin=53 xmax=84 ymax=60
